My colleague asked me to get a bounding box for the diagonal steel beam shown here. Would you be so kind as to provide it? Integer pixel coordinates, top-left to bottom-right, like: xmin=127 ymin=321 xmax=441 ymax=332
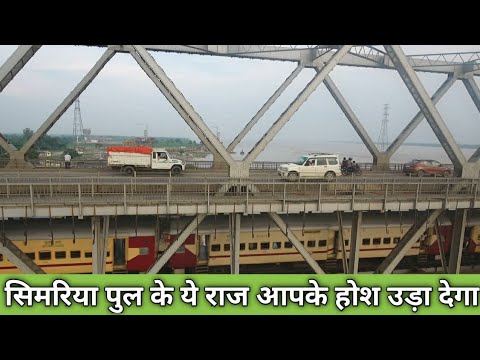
xmin=0 ymin=235 xmax=46 ymax=274
xmin=130 ymin=45 xmax=235 ymax=167
xmin=0 ymin=133 xmax=16 ymax=154
xmin=268 ymin=212 xmax=325 ymax=274
xmin=227 ymin=64 xmax=304 ymax=152
xmin=386 ymin=75 xmax=456 ymax=157
xmin=0 ymin=45 xmax=42 ymax=92
xmin=468 ymin=147 xmax=480 ymax=163
xmin=462 ymin=78 xmax=480 ymax=164
xmin=462 ymin=77 xmax=480 ymax=112
xmin=147 ymin=214 xmax=207 ymax=274
xmin=376 ymin=209 xmax=442 ymax=274
xmin=448 ymin=209 xmax=467 ymax=274
xmin=243 ymin=46 xmax=353 ymax=166
xmin=384 ymin=46 xmax=466 ymax=169
xmin=348 ymin=211 xmax=362 ymax=274
xmin=20 ymin=49 xmax=115 ymax=154
xmin=321 ymin=73 xmax=380 ymax=157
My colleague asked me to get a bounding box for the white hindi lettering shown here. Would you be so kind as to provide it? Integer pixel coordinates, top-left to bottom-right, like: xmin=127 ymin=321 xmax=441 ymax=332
xmin=150 ymin=280 xmax=174 ymax=306
xmin=4 ymin=279 xmax=34 ymax=307
xmin=386 ymin=286 xmax=432 ymax=313
xmin=105 ymin=287 xmax=144 ymax=314
xmin=180 ymin=279 xmax=200 ymax=306
xmin=334 ymin=279 xmax=381 ymax=311
xmin=204 ymin=287 xmax=250 ymax=307
xmin=256 ymin=279 xmax=329 ymax=307
xmin=438 ymin=279 xmax=479 ymax=308
xmin=4 ymin=279 xmax=99 ymax=308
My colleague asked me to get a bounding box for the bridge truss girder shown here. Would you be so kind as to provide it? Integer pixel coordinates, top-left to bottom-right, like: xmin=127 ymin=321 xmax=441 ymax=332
xmin=1 ymin=44 xmax=479 ymax=177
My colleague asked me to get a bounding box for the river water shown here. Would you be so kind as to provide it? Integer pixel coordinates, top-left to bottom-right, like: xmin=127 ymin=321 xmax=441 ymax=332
xmin=196 ymin=139 xmax=477 ymax=165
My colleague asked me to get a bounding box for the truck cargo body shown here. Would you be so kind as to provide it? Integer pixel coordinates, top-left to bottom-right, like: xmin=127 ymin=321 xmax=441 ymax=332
xmin=107 ymin=146 xmax=185 ymax=175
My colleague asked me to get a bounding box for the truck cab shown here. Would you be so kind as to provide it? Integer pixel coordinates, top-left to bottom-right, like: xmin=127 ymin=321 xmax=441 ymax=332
xmin=151 ymin=149 xmax=185 ymax=173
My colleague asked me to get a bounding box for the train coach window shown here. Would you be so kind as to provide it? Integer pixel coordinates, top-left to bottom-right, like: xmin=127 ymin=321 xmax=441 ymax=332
xmin=0 ymin=254 xmax=2 ymax=261
xmin=224 ymin=244 xmax=230 ymax=252
xmin=211 ymin=244 xmax=221 ymax=252
xmin=39 ymin=251 xmax=51 ymax=260
xmin=261 ymin=242 xmax=270 ymax=250
xmin=70 ymin=251 xmax=81 ymax=259
xmin=85 ymin=252 xmax=92 ymax=258
xmin=26 ymin=252 xmax=35 ymax=260
xmin=300 ymin=241 xmax=305 ymax=246
xmin=373 ymin=238 xmax=381 ymax=245
xmin=362 ymin=238 xmax=370 ymax=246
xmin=284 ymin=242 xmax=293 ymax=249
xmin=240 ymin=243 xmax=245 ymax=251
xmin=55 ymin=251 xmax=66 ymax=259
xmin=307 ymin=240 xmax=316 ymax=248
xmin=344 ymin=240 xmax=350 ymax=247
xmin=139 ymin=247 xmax=150 ymax=255
xmin=383 ymin=238 xmax=391 ymax=245
xmin=249 ymin=243 xmax=258 ymax=250
xmin=107 ymin=251 xmax=110 ymax=257
xmin=272 ymin=242 xmax=281 ymax=249
xmin=393 ymin=237 xmax=400 ymax=244
xmin=318 ymin=240 xmax=327 ymax=247
xmin=176 ymin=245 xmax=185 ymax=253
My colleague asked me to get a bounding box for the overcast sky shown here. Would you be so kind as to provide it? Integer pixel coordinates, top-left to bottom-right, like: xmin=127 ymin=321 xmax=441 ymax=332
xmin=1 ymin=45 xmax=479 ymax=152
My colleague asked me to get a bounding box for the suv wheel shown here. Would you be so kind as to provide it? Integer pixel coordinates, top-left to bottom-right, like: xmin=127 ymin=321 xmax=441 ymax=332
xmin=325 ymin=171 xmax=336 ymax=180
xmin=288 ymin=171 xmax=299 ymax=180
xmin=417 ymin=170 xmax=425 ymax=177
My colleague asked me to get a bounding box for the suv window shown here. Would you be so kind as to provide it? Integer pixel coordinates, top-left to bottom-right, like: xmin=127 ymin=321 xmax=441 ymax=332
xmin=326 ymin=157 xmax=338 ymax=165
xmin=316 ymin=158 xmax=327 ymax=166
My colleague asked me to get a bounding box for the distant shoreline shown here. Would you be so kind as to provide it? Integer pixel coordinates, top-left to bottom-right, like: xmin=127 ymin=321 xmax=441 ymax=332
xmin=321 ymin=140 xmax=479 ymax=149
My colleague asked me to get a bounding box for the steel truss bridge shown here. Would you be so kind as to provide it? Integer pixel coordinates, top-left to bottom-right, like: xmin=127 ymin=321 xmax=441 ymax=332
xmin=1 ymin=45 xmax=480 ymax=276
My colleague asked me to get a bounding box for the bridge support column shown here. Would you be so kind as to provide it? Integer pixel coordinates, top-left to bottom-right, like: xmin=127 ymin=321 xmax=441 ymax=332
xmin=148 ymin=214 xmax=207 ymax=274
xmin=5 ymin=150 xmax=33 ymax=169
xmin=448 ymin=209 xmax=467 ymax=274
xmin=229 ymin=213 xmax=241 ymax=274
xmin=0 ymin=234 xmax=45 ymax=273
xmin=376 ymin=209 xmax=442 ymax=274
xmin=268 ymin=212 xmax=325 ymax=274
xmin=348 ymin=211 xmax=362 ymax=274
xmin=460 ymin=163 xmax=480 ymax=178
xmin=93 ymin=216 xmax=109 ymax=274
xmin=372 ymin=153 xmax=391 ymax=172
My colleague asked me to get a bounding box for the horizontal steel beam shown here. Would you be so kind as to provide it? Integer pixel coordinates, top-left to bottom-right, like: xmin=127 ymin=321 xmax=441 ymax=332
xmin=106 ymin=45 xmax=480 ymax=76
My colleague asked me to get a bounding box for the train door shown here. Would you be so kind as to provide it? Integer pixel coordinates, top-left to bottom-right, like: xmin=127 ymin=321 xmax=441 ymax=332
xmin=198 ymin=234 xmax=209 ymax=265
xmin=113 ymin=238 xmax=127 ymax=272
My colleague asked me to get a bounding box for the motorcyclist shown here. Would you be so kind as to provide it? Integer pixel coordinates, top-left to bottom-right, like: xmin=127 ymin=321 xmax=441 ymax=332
xmin=347 ymin=157 xmax=353 ymax=169
xmin=342 ymin=157 xmax=348 ymax=169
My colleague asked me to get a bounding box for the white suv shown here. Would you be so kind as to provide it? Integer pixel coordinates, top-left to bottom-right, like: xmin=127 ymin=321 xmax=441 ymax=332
xmin=277 ymin=153 xmax=342 ymax=180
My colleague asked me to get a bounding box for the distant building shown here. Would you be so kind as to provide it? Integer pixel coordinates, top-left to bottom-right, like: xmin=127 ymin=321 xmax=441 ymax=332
xmin=38 ymin=150 xmax=52 ymax=158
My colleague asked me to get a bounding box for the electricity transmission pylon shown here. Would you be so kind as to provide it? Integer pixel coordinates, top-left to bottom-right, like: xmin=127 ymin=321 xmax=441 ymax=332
xmin=73 ymin=98 xmax=84 ymax=144
xmin=377 ymin=104 xmax=389 ymax=151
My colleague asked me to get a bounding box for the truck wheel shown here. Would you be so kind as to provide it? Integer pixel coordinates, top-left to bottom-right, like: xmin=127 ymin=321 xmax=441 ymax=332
xmin=171 ymin=166 xmax=182 ymax=176
xmin=124 ymin=166 xmax=135 ymax=176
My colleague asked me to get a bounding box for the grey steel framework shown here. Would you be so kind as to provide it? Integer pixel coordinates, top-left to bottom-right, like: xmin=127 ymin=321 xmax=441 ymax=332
xmin=1 ymin=45 xmax=480 ymax=275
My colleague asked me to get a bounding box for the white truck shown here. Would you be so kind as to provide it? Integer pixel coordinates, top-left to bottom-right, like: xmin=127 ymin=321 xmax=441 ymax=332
xmin=107 ymin=146 xmax=186 ymax=176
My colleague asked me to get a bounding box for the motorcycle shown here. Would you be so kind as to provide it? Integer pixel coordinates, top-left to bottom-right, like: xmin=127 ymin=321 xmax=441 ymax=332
xmin=341 ymin=164 xmax=362 ymax=176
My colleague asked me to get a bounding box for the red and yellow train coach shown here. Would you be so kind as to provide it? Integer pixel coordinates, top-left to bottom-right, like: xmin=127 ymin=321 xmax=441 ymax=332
xmin=2 ymin=211 xmax=480 ymax=274
xmin=0 ymin=220 xmax=158 ymax=274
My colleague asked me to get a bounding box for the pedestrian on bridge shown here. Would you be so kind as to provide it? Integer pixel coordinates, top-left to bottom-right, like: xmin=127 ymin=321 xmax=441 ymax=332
xmin=64 ymin=152 xmax=71 ymax=169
